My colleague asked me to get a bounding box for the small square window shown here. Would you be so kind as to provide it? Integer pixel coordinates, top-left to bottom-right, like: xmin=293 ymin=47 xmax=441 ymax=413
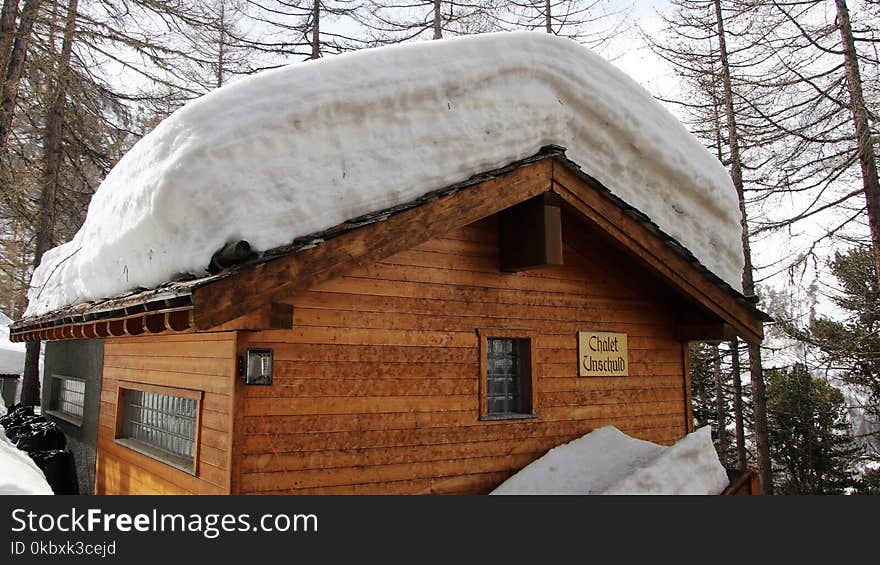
xmin=47 ymin=375 xmax=86 ymax=426
xmin=115 ymin=383 xmax=202 ymax=475
xmin=479 ymin=330 xmax=538 ymax=421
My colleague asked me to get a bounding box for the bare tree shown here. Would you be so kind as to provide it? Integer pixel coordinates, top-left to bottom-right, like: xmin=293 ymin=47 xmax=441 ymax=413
xmin=746 ymin=0 xmax=879 ymax=284
xmin=239 ymin=0 xmax=365 ymax=64
xmin=646 ymin=0 xmax=776 ymax=491
xmin=492 ymin=0 xmax=629 ymax=50
xmin=0 ymin=0 xmax=40 ymax=154
xmin=360 ymin=0 xmax=498 ymax=44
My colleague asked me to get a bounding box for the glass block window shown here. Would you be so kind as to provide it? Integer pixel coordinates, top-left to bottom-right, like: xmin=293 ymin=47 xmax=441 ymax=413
xmin=486 ymin=338 xmax=531 ymax=416
xmin=119 ymin=387 xmax=199 ymax=472
xmin=49 ymin=375 xmax=86 ymax=425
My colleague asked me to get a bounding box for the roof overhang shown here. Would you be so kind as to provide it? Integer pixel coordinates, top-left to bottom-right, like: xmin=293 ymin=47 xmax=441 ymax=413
xmin=10 ymin=147 xmax=767 ymax=344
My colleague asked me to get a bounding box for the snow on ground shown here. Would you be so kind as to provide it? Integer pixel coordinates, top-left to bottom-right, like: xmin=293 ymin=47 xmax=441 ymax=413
xmin=490 ymin=426 xmax=729 ymax=495
xmin=0 ymin=312 xmax=25 ymax=375
xmin=0 ymin=425 xmax=53 ymax=495
xmin=24 ymin=32 xmax=744 ymax=318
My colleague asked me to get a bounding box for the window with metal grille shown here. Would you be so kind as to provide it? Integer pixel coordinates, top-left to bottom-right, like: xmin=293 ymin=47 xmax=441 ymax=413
xmin=48 ymin=375 xmax=86 ymax=425
xmin=117 ymin=386 xmax=200 ymax=474
xmin=486 ymin=338 xmax=532 ymax=416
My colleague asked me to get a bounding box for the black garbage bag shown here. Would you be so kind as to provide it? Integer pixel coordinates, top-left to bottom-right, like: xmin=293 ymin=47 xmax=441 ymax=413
xmin=10 ymin=420 xmax=66 ymax=452
xmin=28 ymin=450 xmax=79 ymax=495
xmin=4 ymin=414 xmax=48 ymax=441
xmin=0 ymin=404 xmax=35 ymax=429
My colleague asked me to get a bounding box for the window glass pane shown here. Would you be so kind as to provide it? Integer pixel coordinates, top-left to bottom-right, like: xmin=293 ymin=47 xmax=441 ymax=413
xmin=51 ymin=377 xmax=85 ymax=421
xmin=487 ymin=338 xmax=529 ymax=415
xmin=122 ymin=389 xmax=197 ymax=464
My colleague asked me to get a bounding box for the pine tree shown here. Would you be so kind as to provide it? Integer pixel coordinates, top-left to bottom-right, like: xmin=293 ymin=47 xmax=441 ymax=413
xmin=690 ymin=342 xmax=739 ymax=466
xmin=806 ymin=247 xmax=879 ymax=441
xmin=766 ymin=364 xmax=862 ymax=494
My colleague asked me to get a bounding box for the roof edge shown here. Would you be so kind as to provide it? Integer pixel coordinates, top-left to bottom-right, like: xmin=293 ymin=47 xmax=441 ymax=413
xmin=11 ymin=146 xmax=769 ymax=342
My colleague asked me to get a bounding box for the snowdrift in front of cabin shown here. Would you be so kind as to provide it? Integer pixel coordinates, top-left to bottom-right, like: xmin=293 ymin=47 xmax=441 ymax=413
xmin=490 ymin=426 xmax=729 ymax=495
xmin=25 ymin=32 xmax=745 ymax=317
xmin=0 ymin=424 xmax=53 ymax=495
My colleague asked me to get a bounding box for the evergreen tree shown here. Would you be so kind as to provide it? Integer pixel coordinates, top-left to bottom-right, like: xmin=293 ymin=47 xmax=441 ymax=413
xmin=855 ymin=467 xmax=880 ymax=495
xmin=766 ymin=363 xmax=862 ymax=494
xmin=806 ymin=247 xmax=879 ymax=445
xmin=689 ymin=342 xmax=749 ymax=467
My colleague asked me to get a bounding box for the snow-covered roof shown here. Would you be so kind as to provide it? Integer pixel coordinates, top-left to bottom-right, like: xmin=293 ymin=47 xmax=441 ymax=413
xmin=490 ymin=426 xmax=730 ymax=495
xmin=24 ymin=32 xmax=745 ymax=318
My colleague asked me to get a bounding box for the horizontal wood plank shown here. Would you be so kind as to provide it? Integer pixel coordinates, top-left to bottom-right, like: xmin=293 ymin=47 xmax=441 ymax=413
xmin=96 ymin=333 xmax=236 ymax=495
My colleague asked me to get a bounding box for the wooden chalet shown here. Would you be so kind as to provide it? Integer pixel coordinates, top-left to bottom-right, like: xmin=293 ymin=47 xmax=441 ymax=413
xmin=10 ymin=146 xmax=766 ymax=495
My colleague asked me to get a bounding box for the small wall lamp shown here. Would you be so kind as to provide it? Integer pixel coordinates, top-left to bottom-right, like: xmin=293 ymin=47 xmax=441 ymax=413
xmin=244 ymin=348 xmax=273 ymax=385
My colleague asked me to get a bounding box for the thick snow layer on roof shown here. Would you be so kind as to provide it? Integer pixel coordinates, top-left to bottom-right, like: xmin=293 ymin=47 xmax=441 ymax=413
xmin=25 ymin=32 xmax=744 ymax=317
xmin=490 ymin=426 xmax=729 ymax=495
xmin=0 ymin=425 xmax=53 ymax=495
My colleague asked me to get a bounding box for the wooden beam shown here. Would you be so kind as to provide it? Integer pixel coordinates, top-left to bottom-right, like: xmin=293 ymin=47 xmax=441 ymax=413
xmin=191 ymin=159 xmax=554 ymax=329
xmin=499 ymin=195 xmax=563 ymax=272
xmin=551 ymin=163 xmax=763 ymax=344
xmin=208 ymin=302 xmax=294 ymax=331
xmin=682 ymin=342 xmax=694 ymax=434
xmin=675 ymin=323 xmax=737 ymax=343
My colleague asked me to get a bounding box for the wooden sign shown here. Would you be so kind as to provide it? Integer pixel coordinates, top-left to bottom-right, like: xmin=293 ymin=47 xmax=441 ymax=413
xmin=578 ymin=331 xmax=628 ymax=376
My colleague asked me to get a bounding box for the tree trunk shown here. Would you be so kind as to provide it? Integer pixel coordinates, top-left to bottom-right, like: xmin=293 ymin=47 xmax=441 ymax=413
xmin=311 ymin=0 xmax=320 ymax=59
xmin=545 ymin=0 xmax=551 ymax=34
xmin=0 ymin=0 xmax=40 ymax=154
xmin=0 ymin=0 xmax=18 ymax=79
xmin=747 ymin=344 xmax=772 ymax=492
xmin=217 ymin=0 xmax=226 ymax=87
xmin=834 ymin=0 xmax=880 ymax=286
xmin=713 ymin=344 xmax=729 ymax=465
xmin=697 ymin=355 xmax=709 ymax=427
xmin=713 ymin=0 xmax=773 ymax=494
xmin=20 ymin=0 xmax=77 ymax=406
xmin=730 ymin=338 xmax=747 ymax=471
xmin=432 ymin=0 xmax=441 ymax=39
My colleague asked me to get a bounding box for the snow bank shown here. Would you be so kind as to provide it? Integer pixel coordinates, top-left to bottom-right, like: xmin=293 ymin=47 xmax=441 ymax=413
xmin=602 ymin=427 xmax=730 ymax=495
xmin=0 ymin=312 xmax=25 ymax=374
xmin=490 ymin=426 xmax=729 ymax=495
xmin=25 ymin=32 xmax=744 ymax=317
xmin=0 ymin=425 xmax=53 ymax=495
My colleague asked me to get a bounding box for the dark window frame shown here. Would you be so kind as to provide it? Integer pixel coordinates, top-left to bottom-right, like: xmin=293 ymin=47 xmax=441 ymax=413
xmin=46 ymin=374 xmax=86 ymax=427
xmin=114 ymin=381 xmax=203 ymax=476
xmin=477 ymin=328 xmax=539 ymax=421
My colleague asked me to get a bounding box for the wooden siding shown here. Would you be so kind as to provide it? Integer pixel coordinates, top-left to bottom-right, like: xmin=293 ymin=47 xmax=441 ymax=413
xmin=238 ymin=216 xmax=689 ymax=495
xmin=95 ymin=332 xmax=237 ymax=494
